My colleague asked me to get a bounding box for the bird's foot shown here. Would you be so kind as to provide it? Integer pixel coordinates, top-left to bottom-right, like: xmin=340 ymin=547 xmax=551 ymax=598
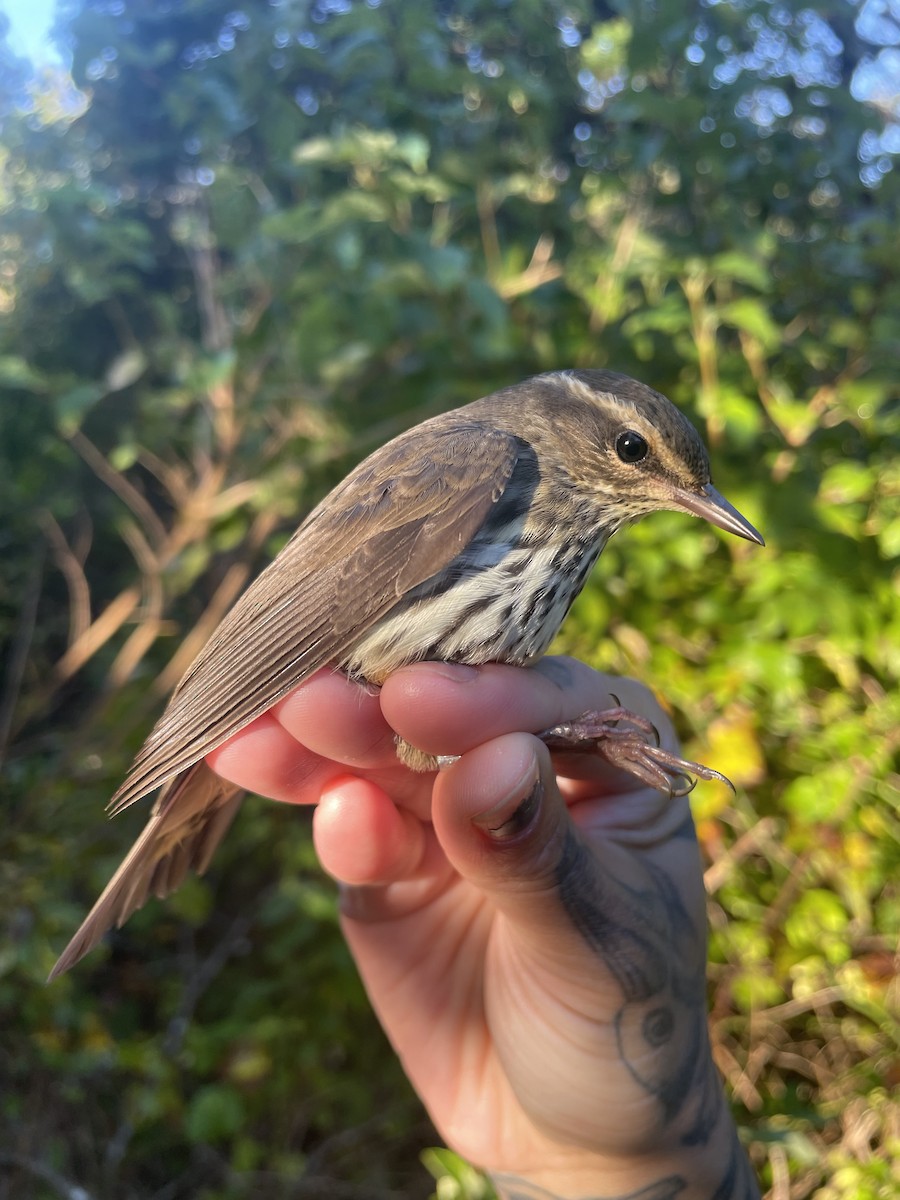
xmin=538 ymin=706 xmax=734 ymax=797
xmin=394 ymin=736 xmax=441 ymax=773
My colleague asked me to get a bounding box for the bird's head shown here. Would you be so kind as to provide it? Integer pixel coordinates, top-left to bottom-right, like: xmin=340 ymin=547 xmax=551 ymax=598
xmin=544 ymin=369 xmax=764 ymax=545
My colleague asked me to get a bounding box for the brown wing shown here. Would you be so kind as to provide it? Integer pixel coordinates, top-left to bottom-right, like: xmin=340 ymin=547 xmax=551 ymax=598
xmin=50 ymin=420 xmax=521 ymax=977
xmin=49 ymin=762 xmax=242 ymax=979
xmin=108 ymin=419 xmax=521 ymax=814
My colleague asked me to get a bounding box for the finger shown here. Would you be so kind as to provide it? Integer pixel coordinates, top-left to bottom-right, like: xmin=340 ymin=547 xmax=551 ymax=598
xmin=313 ymin=774 xmax=427 ymax=887
xmin=207 ymin=711 xmax=340 ymax=804
xmin=429 ymin=732 xmax=597 ymax=960
xmin=380 ymin=657 xmax=677 ymax=777
xmin=432 ymin=733 xmax=702 ymax=993
xmin=207 ymin=672 xmax=436 ymax=823
xmin=274 ymin=670 xmax=398 ymax=769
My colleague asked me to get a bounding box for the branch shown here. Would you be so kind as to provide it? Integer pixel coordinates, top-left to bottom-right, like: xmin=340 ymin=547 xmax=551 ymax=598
xmin=68 ymin=429 xmax=167 ymax=550
xmin=752 ymin=986 xmax=847 ymax=1025
xmin=136 ymin=446 xmax=192 ymax=509
xmin=163 ymin=913 xmax=255 ymax=1058
xmin=183 ymin=201 xmax=237 ymax=458
xmin=703 ymin=816 xmax=779 ymax=894
xmin=476 ymin=180 xmax=502 ymax=278
xmin=53 ymin=586 xmax=142 ymax=685
xmin=39 ymin=509 xmax=92 ymax=648
xmin=0 ymin=544 xmax=44 ymax=764
xmin=495 ymin=233 xmax=563 ymax=299
xmin=107 ymin=518 xmax=165 ymax=689
xmin=0 ymin=1152 xmax=96 ymax=1200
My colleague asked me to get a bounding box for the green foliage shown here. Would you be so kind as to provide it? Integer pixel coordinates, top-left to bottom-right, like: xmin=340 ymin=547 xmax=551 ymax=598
xmin=424 ymin=1148 xmax=497 ymax=1199
xmin=1 ymin=0 xmax=897 ymax=1196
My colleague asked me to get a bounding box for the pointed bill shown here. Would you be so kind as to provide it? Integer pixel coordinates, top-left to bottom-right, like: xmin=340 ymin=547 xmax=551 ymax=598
xmin=669 ymin=482 xmax=764 ymax=545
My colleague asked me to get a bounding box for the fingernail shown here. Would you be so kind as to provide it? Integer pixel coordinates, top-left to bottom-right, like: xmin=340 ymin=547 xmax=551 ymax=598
xmin=473 ymin=775 xmax=543 ymax=840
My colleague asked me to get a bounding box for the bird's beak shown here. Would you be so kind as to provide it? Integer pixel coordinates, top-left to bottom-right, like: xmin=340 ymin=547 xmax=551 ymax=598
xmin=669 ymin=483 xmax=765 ymax=546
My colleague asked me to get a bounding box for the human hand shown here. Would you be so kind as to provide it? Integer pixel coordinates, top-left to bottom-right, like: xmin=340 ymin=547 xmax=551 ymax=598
xmin=207 ymin=658 xmax=758 ymax=1200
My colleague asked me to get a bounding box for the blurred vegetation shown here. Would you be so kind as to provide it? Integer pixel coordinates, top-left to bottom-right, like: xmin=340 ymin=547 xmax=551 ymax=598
xmin=1 ymin=0 xmax=897 ymax=1196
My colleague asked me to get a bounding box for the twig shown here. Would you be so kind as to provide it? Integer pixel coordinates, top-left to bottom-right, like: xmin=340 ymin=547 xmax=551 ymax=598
xmin=137 ymin=446 xmax=191 ymax=508
xmin=0 ymin=544 xmax=44 ymax=765
xmin=703 ymin=816 xmax=780 ymax=894
xmin=761 ymin=848 xmax=813 ymax=936
xmin=769 ymin=1144 xmax=791 ymax=1200
xmin=751 ymin=985 xmax=847 ymax=1024
xmin=52 ymin=586 xmax=142 ymax=686
xmin=303 ymin=1115 xmax=403 ymax=1176
xmin=39 ymin=510 xmax=91 ymax=648
xmin=588 ymin=209 xmax=641 ymax=334
xmin=496 ymin=233 xmax=563 ymax=299
xmin=68 ymin=429 xmax=167 ymax=550
xmin=682 ymin=271 xmax=723 ymax=444
xmin=102 ymin=1114 xmax=135 ymax=1193
xmin=106 ymin=518 xmax=164 ymax=688
xmin=712 ymin=1036 xmax=764 ymax=1111
xmin=162 ymin=913 xmax=254 ymax=1058
xmin=476 ymin=180 xmax=502 ymax=279
xmin=0 ymin=1152 xmax=94 ymax=1200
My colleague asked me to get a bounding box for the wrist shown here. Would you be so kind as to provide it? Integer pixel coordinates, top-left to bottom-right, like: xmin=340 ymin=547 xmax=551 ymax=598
xmin=487 ymin=1094 xmax=760 ymax=1200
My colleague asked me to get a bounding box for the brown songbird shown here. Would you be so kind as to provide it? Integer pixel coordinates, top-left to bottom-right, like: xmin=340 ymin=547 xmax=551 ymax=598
xmin=50 ymin=369 xmax=763 ymax=978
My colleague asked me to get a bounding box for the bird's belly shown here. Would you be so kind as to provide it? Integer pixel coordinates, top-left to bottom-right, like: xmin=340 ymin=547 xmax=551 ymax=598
xmin=342 ymin=539 xmax=604 ymax=684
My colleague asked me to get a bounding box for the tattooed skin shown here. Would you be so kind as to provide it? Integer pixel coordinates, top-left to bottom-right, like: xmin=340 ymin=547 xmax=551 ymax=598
xmin=491 ymin=1176 xmax=687 ymax=1200
xmin=546 ymin=823 xmax=761 ymax=1200
xmin=555 ymin=823 xmax=721 ymax=1143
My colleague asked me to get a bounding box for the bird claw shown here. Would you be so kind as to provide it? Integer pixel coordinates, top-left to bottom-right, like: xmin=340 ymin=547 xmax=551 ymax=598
xmin=538 ymin=707 xmax=734 ymax=797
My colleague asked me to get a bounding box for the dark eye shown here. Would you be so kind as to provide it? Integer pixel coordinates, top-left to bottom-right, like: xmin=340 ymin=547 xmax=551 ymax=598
xmin=616 ymin=430 xmax=649 ymax=464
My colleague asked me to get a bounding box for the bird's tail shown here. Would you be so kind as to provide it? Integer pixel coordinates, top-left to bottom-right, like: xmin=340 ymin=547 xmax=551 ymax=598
xmin=49 ymin=762 xmax=243 ymax=980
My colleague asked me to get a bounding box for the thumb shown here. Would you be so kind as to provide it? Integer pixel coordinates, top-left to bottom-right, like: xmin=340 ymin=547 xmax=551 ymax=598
xmin=431 ymin=733 xmax=596 ymax=962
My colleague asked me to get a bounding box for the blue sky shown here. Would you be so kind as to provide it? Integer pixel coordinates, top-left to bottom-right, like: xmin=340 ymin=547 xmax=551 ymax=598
xmin=4 ymin=0 xmax=59 ymax=62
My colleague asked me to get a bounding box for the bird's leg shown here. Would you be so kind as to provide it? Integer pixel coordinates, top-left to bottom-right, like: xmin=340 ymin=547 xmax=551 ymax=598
xmin=394 ymin=737 xmax=442 ymax=773
xmin=397 ymin=709 xmax=733 ymax=797
xmin=538 ymin=707 xmax=734 ymax=797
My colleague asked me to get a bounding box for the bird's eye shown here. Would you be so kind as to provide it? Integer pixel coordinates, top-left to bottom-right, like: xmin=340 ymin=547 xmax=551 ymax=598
xmin=615 ymin=430 xmax=649 ymax=464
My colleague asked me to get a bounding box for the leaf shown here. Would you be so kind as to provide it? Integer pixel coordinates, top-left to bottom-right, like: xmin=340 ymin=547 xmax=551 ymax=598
xmin=877 ymin=516 xmax=900 ymax=558
xmin=422 ymin=1148 xmax=493 ymax=1199
xmin=104 ymin=348 xmax=147 ymax=392
xmin=819 ymin=461 xmax=876 ymax=505
xmin=55 ymin=382 xmax=107 ymax=434
xmin=0 ymin=356 xmax=47 ymax=391
xmin=720 ymin=297 xmax=781 ymax=350
xmin=185 ymin=1085 xmax=245 ymax=1144
xmin=262 ymin=192 xmax=392 ymax=243
xmin=711 ymin=251 xmax=772 ymax=292
xmin=108 ymin=442 xmax=139 ymax=470
xmin=696 ymin=705 xmax=767 ymax=805
xmin=784 ymin=889 xmax=853 ymax=964
xmin=781 ymin=764 xmax=859 ymax=823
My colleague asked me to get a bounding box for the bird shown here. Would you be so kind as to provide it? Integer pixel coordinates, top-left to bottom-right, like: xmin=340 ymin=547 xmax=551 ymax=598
xmin=49 ymin=368 xmax=763 ymax=979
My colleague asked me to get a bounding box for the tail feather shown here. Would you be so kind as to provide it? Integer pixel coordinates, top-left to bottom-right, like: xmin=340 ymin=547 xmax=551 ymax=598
xmin=49 ymin=762 xmax=243 ymax=981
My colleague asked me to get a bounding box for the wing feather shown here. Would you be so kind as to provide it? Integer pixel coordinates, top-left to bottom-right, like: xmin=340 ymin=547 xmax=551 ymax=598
xmin=108 ymin=421 xmax=521 ymax=813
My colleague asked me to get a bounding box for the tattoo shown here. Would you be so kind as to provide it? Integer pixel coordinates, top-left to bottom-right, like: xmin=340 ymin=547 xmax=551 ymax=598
xmin=556 ymin=829 xmax=670 ymax=998
xmin=555 ymin=828 xmax=721 ymax=1141
xmin=491 ymin=1174 xmax=687 ymax=1200
xmin=491 ymin=1150 xmax=760 ymax=1200
xmin=488 ymin=828 xmax=763 ymax=1200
